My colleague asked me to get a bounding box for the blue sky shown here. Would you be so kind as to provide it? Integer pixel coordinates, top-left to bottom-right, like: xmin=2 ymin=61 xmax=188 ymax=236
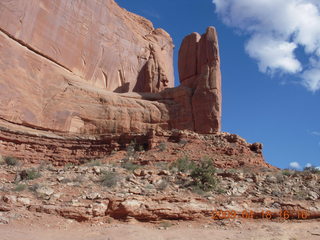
xmin=115 ymin=0 xmax=320 ymax=169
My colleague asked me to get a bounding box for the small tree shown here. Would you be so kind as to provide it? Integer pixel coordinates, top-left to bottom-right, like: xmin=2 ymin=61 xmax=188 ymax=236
xmin=190 ymin=158 xmax=218 ymax=191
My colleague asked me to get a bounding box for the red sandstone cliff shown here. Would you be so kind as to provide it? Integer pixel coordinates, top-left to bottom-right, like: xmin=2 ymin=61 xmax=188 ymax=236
xmin=0 ymin=0 xmax=269 ymax=168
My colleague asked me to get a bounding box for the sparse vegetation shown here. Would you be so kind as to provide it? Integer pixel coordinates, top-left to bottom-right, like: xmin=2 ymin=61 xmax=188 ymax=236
xmin=4 ymin=156 xmax=19 ymax=166
xmin=190 ymin=185 xmax=206 ymax=195
xmin=170 ymin=155 xmax=196 ymax=173
xmin=29 ymin=183 xmax=40 ymax=192
xmin=157 ymin=142 xmax=167 ymax=152
xmin=190 ymin=157 xmax=218 ymax=191
xmin=24 ymin=168 xmax=41 ymax=180
xmin=86 ymin=159 xmax=102 ymax=167
xmin=155 ymin=161 xmax=169 ymax=170
xmin=0 ymin=155 xmax=4 ymax=165
xmin=275 ymin=173 xmax=285 ymax=183
xmin=156 ymin=179 xmax=168 ymax=191
xmin=100 ymin=171 xmax=119 ymax=187
xmin=13 ymin=183 xmax=27 ymax=192
xmin=138 ymin=145 xmax=145 ymax=152
xmin=64 ymin=163 xmax=74 ymax=170
xmin=303 ymin=166 xmax=320 ymax=174
xmin=121 ymin=160 xmax=140 ymax=171
xmin=216 ymin=188 xmax=226 ymax=194
xmin=126 ymin=141 xmax=136 ymax=157
xmin=226 ymin=168 xmax=238 ymax=174
xmin=281 ymin=169 xmax=295 ymax=176
xmin=178 ymin=139 xmax=188 ymax=145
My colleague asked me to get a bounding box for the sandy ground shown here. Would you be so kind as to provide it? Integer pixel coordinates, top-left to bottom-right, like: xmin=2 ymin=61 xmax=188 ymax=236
xmin=1 ymin=215 xmax=320 ymax=240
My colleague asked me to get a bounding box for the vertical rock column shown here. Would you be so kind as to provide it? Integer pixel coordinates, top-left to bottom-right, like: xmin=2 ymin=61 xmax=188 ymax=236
xmin=178 ymin=27 xmax=222 ymax=133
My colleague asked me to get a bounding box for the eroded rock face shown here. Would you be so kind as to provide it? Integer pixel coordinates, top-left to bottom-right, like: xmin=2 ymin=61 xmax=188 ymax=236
xmin=178 ymin=27 xmax=222 ymax=133
xmin=0 ymin=1 xmax=230 ymax=164
xmin=0 ymin=0 xmax=174 ymax=93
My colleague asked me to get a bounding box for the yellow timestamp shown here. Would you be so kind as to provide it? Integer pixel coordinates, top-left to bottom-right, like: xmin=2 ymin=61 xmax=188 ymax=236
xmin=212 ymin=210 xmax=310 ymax=220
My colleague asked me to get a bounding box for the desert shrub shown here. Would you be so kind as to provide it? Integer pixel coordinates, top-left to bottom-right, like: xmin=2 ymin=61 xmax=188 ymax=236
xmin=303 ymin=166 xmax=320 ymax=174
xmin=170 ymin=155 xmax=196 ymax=173
xmin=0 ymin=155 xmax=4 ymax=165
xmin=64 ymin=163 xmax=74 ymax=170
xmin=30 ymin=169 xmax=41 ymax=180
xmin=281 ymin=169 xmax=295 ymax=176
xmin=226 ymin=168 xmax=238 ymax=174
xmin=178 ymin=139 xmax=188 ymax=145
xmin=38 ymin=161 xmax=51 ymax=171
xmin=86 ymin=160 xmax=102 ymax=167
xmin=24 ymin=168 xmax=41 ymax=180
xmin=13 ymin=184 xmax=27 ymax=192
xmin=4 ymin=156 xmax=19 ymax=166
xmin=190 ymin=185 xmax=206 ymax=195
xmin=157 ymin=142 xmax=167 ymax=152
xmin=126 ymin=140 xmax=145 ymax=156
xmin=137 ymin=145 xmax=145 ymax=152
xmin=28 ymin=183 xmax=41 ymax=192
xmin=156 ymin=179 xmax=168 ymax=191
xmin=121 ymin=161 xmax=140 ymax=171
xmin=155 ymin=162 xmax=169 ymax=170
xmin=100 ymin=171 xmax=119 ymax=187
xmin=190 ymin=158 xmax=218 ymax=191
xmin=216 ymin=188 xmax=226 ymax=194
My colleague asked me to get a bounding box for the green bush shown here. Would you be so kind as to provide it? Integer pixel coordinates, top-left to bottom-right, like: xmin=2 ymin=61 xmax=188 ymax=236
xmin=190 ymin=158 xmax=218 ymax=192
xmin=27 ymin=168 xmax=41 ymax=180
xmin=170 ymin=155 xmax=196 ymax=173
xmin=19 ymin=168 xmax=41 ymax=181
xmin=4 ymin=156 xmax=19 ymax=166
xmin=100 ymin=171 xmax=118 ymax=187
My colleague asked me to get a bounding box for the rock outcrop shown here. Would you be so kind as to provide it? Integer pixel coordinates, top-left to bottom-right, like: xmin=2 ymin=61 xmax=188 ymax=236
xmin=178 ymin=27 xmax=222 ymax=133
xmin=0 ymin=159 xmax=319 ymax=223
xmin=0 ymin=0 xmax=261 ymax=168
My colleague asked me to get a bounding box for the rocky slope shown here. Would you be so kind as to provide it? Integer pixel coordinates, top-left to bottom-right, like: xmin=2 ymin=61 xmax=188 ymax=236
xmin=0 ymin=152 xmax=319 ymax=223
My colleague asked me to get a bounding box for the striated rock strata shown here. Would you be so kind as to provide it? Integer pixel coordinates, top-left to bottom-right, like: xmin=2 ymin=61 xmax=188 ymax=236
xmin=0 ymin=0 xmax=174 ymax=92
xmin=0 ymin=0 xmax=267 ymax=168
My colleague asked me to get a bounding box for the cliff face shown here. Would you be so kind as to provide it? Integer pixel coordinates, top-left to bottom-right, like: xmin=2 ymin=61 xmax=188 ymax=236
xmin=0 ymin=0 xmax=174 ymax=92
xmin=0 ymin=0 xmax=261 ymax=167
xmin=0 ymin=0 xmax=175 ymax=133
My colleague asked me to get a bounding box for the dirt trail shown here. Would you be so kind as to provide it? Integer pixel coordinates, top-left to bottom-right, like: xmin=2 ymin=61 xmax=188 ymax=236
xmin=1 ymin=216 xmax=320 ymax=240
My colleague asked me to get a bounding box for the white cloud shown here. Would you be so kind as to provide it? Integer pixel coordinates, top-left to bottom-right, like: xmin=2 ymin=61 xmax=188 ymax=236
xmin=289 ymin=161 xmax=301 ymax=169
xmin=212 ymin=0 xmax=320 ymax=91
xmin=245 ymin=35 xmax=301 ymax=74
xmin=305 ymin=163 xmax=312 ymax=168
